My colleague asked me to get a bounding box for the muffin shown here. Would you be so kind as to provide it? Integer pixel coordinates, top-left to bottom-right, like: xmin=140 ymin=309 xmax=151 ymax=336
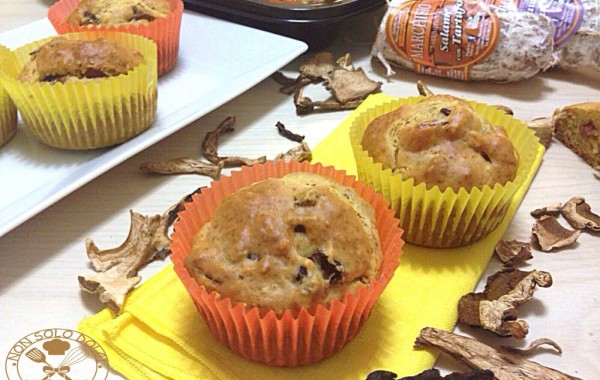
xmin=350 ymin=94 xmax=541 ymax=247
xmin=361 ymin=95 xmax=519 ymax=192
xmin=184 ymin=172 xmax=382 ymax=314
xmin=553 ymin=102 xmax=600 ymax=170
xmin=0 ymin=44 xmax=17 ymax=148
xmin=66 ymin=0 xmax=171 ymax=25
xmin=17 ymin=37 xmax=144 ymax=83
xmin=48 ymin=0 xmax=183 ymax=76
xmin=0 ymin=32 xmax=157 ymax=150
xmin=171 ymin=160 xmax=404 ymax=367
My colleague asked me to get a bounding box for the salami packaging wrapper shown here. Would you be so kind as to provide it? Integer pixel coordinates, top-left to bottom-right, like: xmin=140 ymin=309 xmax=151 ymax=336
xmin=0 ymin=44 xmax=18 ymax=148
xmin=170 ymin=160 xmax=404 ymax=367
xmin=0 ymin=31 xmax=157 ymax=150
xmin=349 ymin=96 xmax=541 ymax=248
xmin=48 ymin=0 xmax=183 ymax=76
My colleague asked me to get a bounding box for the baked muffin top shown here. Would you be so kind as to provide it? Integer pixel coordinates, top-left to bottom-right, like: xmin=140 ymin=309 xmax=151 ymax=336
xmin=361 ymin=95 xmax=519 ymax=192
xmin=66 ymin=0 xmax=171 ymax=26
xmin=184 ymin=172 xmax=382 ymax=313
xmin=18 ymin=37 xmax=144 ymax=83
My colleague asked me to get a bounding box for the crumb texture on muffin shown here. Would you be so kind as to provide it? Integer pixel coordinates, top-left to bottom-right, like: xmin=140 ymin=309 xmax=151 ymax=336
xmin=361 ymin=95 xmax=520 ymax=192
xmin=18 ymin=37 xmax=144 ymax=83
xmin=184 ymin=172 xmax=382 ymax=313
xmin=553 ymin=102 xmax=600 ymax=170
xmin=66 ymin=0 xmax=171 ymax=25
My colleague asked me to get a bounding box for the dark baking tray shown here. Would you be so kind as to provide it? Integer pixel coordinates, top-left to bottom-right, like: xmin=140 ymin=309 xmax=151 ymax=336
xmin=183 ymin=0 xmax=385 ymax=50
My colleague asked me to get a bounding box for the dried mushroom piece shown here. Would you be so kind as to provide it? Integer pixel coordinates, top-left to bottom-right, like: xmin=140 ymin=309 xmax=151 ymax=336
xmin=365 ymin=368 xmax=495 ymax=380
xmin=271 ymin=71 xmax=311 ymax=95
xmin=79 ymin=191 xmax=197 ymax=315
xmin=201 ymin=116 xmax=267 ymax=168
xmin=526 ymin=117 xmax=553 ymax=148
xmin=276 ymin=51 xmax=382 ymax=115
xmin=415 ymin=327 xmax=581 ymax=380
xmin=457 ymin=268 xmax=552 ymax=339
xmin=532 ymin=215 xmax=581 ymax=251
xmin=140 ymin=157 xmax=223 ymax=179
xmin=531 ymin=203 xmax=562 ymax=218
xmin=79 ymin=211 xmax=171 ymax=314
xmin=325 ymin=68 xmax=382 ymax=104
xmin=502 ymin=338 xmax=563 ymax=356
xmin=494 ymin=240 xmax=533 ymax=266
xmin=275 ymin=121 xmax=304 ymax=142
xmin=561 ymin=196 xmax=600 ymax=231
xmin=274 ymin=141 xmax=312 ymax=163
xmin=299 ymin=51 xmax=336 ymax=80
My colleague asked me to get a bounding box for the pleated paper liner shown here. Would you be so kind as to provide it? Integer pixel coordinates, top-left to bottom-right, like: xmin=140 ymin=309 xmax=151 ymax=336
xmin=0 ymin=31 xmax=157 ymax=150
xmin=170 ymin=160 xmax=404 ymax=367
xmin=349 ymin=96 xmax=541 ymax=248
xmin=0 ymin=44 xmax=17 ymax=148
xmin=48 ymin=0 xmax=183 ymax=76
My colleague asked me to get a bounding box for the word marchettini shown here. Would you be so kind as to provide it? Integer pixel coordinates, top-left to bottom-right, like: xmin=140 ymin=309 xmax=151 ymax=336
xmin=5 ymin=328 xmax=109 ymax=380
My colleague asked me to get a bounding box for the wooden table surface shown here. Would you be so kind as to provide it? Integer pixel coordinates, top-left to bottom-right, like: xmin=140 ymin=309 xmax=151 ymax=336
xmin=1 ymin=1 xmax=599 ymax=379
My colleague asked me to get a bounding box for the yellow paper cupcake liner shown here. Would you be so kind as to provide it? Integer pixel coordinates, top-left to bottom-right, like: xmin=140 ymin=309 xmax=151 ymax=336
xmin=0 ymin=44 xmax=18 ymax=148
xmin=0 ymin=31 xmax=158 ymax=150
xmin=48 ymin=0 xmax=183 ymax=76
xmin=350 ymin=95 xmax=541 ymax=248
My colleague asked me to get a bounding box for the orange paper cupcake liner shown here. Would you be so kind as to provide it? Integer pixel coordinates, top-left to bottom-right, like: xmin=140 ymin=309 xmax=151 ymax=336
xmin=0 ymin=31 xmax=157 ymax=150
xmin=349 ymin=95 xmax=541 ymax=248
xmin=0 ymin=44 xmax=17 ymax=148
xmin=170 ymin=160 xmax=404 ymax=367
xmin=48 ymin=0 xmax=183 ymax=76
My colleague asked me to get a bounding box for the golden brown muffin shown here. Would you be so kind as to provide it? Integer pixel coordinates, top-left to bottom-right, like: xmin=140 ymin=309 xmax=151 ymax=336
xmin=361 ymin=95 xmax=519 ymax=192
xmin=184 ymin=172 xmax=382 ymax=314
xmin=66 ymin=0 xmax=171 ymax=26
xmin=18 ymin=36 xmax=144 ymax=83
xmin=553 ymin=102 xmax=600 ymax=170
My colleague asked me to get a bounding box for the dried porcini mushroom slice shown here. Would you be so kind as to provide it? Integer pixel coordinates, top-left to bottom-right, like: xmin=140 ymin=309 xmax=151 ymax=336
xmin=79 ymin=190 xmax=197 ymax=315
xmin=325 ymin=68 xmax=382 ymax=104
xmin=140 ymin=157 xmax=223 ymax=179
xmin=532 ymin=215 xmax=581 ymax=251
xmin=365 ymin=368 xmax=495 ymax=380
xmin=276 ymin=121 xmax=304 ymax=142
xmin=457 ymin=268 xmax=552 ymax=339
xmin=299 ymin=51 xmax=336 ymax=80
xmin=494 ymin=240 xmax=533 ymax=266
xmin=274 ymin=141 xmax=312 ymax=163
xmin=201 ymin=116 xmax=267 ymax=168
xmin=561 ymin=196 xmax=600 ymax=231
xmin=276 ymin=52 xmax=381 ymax=115
xmin=531 ymin=202 xmax=562 ymax=218
xmin=415 ymin=327 xmax=582 ymax=380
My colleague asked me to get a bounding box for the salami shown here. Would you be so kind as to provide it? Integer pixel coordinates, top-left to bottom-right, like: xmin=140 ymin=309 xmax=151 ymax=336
xmin=372 ymin=0 xmax=556 ymax=81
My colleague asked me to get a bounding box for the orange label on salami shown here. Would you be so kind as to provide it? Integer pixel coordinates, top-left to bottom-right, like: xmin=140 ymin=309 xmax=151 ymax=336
xmin=385 ymin=0 xmax=501 ymax=80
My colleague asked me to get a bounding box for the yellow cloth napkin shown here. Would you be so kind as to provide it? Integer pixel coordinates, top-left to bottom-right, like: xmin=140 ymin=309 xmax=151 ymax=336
xmin=79 ymin=94 xmax=544 ymax=379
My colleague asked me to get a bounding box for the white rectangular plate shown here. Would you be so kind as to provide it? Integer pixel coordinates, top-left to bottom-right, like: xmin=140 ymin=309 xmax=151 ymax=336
xmin=0 ymin=11 xmax=307 ymax=238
